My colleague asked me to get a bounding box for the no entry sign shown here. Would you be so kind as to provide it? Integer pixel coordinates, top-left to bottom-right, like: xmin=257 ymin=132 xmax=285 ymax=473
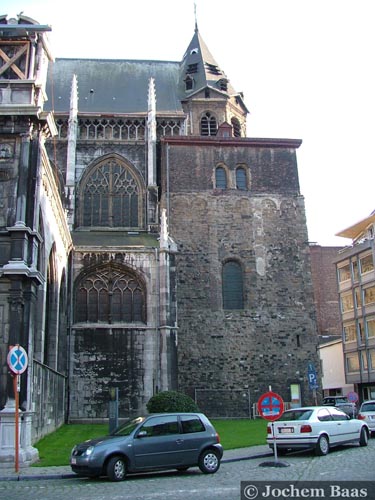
xmin=258 ymin=391 xmax=284 ymax=421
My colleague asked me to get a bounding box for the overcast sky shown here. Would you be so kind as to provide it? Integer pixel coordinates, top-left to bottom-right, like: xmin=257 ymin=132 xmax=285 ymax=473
xmin=2 ymin=0 xmax=374 ymax=246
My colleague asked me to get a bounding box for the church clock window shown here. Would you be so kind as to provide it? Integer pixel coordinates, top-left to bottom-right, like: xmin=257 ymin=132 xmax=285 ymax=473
xmin=222 ymin=260 xmax=244 ymax=310
xmin=200 ymin=112 xmax=217 ymax=136
xmin=79 ymin=155 xmax=143 ymax=229
xmin=215 ymin=166 xmax=227 ymax=189
xmin=75 ymin=265 xmax=146 ymax=324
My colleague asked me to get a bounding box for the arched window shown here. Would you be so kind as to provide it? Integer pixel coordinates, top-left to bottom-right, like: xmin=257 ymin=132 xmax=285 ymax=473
xmin=236 ymin=167 xmax=247 ymax=190
xmin=231 ymin=117 xmax=241 ymax=137
xmin=79 ymin=156 xmax=143 ymax=228
xmin=215 ymin=166 xmax=227 ymax=189
xmin=222 ymin=260 xmax=244 ymax=310
xmin=75 ymin=264 xmax=146 ymax=324
xmin=200 ymin=112 xmax=217 ymax=136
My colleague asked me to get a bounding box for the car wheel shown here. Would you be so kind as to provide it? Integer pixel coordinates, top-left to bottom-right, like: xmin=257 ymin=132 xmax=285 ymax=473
xmin=359 ymin=427 xmax=369 ymax=447
xmin=198 ymin=449 xmax=220 ymax=474
xmin=106 ymin=456 xmax=127 ymax=481
xmin=315 ymin=435 xmax=329 ymax=456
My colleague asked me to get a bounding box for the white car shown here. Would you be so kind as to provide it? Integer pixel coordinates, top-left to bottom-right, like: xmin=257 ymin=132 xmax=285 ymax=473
xmin=358 ymin=400 xmax=375 ymax=436
xmin=266 ymin=406 xmax=369 ymax=456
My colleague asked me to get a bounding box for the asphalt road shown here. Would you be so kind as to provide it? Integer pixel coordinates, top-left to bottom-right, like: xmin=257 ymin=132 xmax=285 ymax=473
xmin=1 ymin=440 xmax=374 ymax=500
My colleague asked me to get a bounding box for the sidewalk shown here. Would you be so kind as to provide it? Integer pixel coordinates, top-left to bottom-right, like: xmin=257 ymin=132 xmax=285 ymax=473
xmin=0 ymin=445 xmax=272 ymax=481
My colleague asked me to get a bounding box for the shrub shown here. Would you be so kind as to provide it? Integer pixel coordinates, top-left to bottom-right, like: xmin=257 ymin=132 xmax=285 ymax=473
xmin=146 ymin=391 xmax=200 ymax=413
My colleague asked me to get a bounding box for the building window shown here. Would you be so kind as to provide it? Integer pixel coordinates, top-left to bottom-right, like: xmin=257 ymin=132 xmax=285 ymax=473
xmin=222 ymin=260 xmax=244 ymax=310
xmin=366 ymin=317 xmax=375 ymax=339
xmin=361 ymin=351 xmax=368 ymax=371
xmin=185 ymin=76 xmax=194 ymax=91
xmin=346 ymin=353 xmax=360 ymax=373
xmin=338 ymin=264 xmax=351 ymax=283
xmin=341 ymin=292 xmax=354 ymax=312
xmin=200 ymin=112 xmax=217 ymax=136
xmin=75 ymin=264 xmax=146 ymax=324
xmin=360 ymin=254 xmax=374 ymax=274
xmin=236 ymin=167 xmax=247 ymax=190
xmin=358 ymin=320 xmax=365 ymax=345
xmin=343 ymin=323 xmax=356 ymax=343
xmin=364 ymin=285 xmax=375 ymax=305
xmin=231 ymin=117 xmax=241 ymax=137
xmin=79 ymin=156 xmax=143 ymax=229
xmin=369 ymin=350 xmax=375 ymax=371
xmin=352 ymin=260 xmax=359 ymax=281
xmin=215 ymin=166 xmax=227 ymax=189
xmin=354 ymin=287 xmax=361 ymax=308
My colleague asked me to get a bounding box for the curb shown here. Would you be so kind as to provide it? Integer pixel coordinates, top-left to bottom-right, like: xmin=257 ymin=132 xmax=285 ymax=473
xmin=0 ymin=450 xmax=273 ymax=481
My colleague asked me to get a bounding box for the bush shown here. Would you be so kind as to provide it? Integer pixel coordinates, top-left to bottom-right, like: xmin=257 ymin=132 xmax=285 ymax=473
xmin=146 ymin=390 xmax=200 ymax=413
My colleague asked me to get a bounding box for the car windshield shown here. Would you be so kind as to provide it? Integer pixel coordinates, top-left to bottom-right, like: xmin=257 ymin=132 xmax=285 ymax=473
xmin=111 ymin=417 xmax=146 ymax=436
xmin=279 ymin=409 xmax=313 ymax=421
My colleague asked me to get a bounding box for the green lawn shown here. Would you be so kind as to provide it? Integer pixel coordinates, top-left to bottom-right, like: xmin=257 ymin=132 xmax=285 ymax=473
xmin=32 ymin=418 xmax=268 ymax=467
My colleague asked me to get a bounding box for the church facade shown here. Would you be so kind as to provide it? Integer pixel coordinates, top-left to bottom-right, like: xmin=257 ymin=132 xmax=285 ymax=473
xmin=0 ymin=14 xmax=320 ymax=459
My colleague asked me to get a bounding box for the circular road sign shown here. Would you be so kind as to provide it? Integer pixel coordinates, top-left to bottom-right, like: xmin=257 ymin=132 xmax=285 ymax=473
xmin=7 ymin=345 xmax=28 ymax=375
xmin=258 ymin=391 xmax=284 ymax=421
xmin=347 ymin=391 xmax=359 ymax=403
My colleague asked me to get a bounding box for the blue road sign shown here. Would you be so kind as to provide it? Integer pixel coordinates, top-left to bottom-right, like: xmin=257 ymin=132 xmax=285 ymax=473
xmin=7 ymin=345 xmax=28 ymax=375
xmin=307 ymin=362 xmax=318 ymax=390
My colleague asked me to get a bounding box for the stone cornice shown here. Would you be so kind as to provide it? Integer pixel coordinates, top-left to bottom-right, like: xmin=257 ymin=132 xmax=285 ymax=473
xmin=162 ymin=136 xmax=302 ymax=149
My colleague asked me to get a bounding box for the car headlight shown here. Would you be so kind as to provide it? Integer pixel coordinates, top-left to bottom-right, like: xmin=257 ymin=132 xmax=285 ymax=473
xmin=84 ymin=446 xmax=95 ymax=457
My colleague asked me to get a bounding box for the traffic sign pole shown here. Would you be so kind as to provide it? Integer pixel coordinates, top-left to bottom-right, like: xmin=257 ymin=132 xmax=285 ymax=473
xmin=7 ymin=344 xmax=28 ymax=473
xmin=13 ymin=374 xmax=19 ymax=473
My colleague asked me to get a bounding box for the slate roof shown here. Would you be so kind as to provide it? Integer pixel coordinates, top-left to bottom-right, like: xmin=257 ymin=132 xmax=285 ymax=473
xmin=45 ymin=58 xmax=184 ymax=115
xmin=44 ymin=28 xmax=246 ymax=117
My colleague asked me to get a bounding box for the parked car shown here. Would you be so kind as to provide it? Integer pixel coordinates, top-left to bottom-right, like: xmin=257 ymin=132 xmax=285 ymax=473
xmin=266 ymin=406 xmax=369 ymax=456
xmin=358 ymin=400 xmax=375 ymax=436
xmin=70 ymin=412 xmax=223 ymax=481
xmin=322 ymin=396 xmax=357 ymax=418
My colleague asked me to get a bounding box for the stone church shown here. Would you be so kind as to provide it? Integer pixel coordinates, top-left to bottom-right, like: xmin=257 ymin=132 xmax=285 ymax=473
xmin=0 ymin=13 xmax=320 ymax=460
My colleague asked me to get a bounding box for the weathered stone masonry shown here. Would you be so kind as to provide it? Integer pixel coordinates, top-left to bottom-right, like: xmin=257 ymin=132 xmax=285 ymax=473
xmin=161 ymin=137 xmax=320 ymax=414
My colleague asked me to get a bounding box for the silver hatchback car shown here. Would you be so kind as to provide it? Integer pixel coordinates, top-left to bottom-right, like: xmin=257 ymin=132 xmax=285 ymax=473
xmin=358 ymin=400 xmax=375 ymax=436
xmin=70 ymin=412 xmax=223 ymax=481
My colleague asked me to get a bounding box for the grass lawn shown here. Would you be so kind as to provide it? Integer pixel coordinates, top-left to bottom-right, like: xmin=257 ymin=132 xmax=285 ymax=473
xmin=32 ymin=418 xmax=268 ymax=467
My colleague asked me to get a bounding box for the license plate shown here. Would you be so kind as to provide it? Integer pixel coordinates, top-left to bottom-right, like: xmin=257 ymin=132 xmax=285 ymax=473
xmin=71 ymin=457 xmax=76 ymax=465
xmin=280 ymin=427 xmax=294 ymax=434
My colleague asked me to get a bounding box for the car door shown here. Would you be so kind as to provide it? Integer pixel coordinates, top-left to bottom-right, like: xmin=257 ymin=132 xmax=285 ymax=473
xmin=316 ymin=408 xmax=339 ymax=443
xmin=132 ymin=415 xmax=183 ymax=469
xmin=175 ymin=414 xmax=208 ymax=464
xmin=329 ymin=407 xmax=358 ymax=442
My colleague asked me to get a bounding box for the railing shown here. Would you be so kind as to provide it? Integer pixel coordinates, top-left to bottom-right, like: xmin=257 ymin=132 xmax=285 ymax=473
xmin=32 ymin=360 xmax=67 ymax=442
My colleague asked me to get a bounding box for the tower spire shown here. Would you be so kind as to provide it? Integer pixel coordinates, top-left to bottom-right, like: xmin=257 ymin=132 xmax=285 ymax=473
xmin=194 ymin=2 xmax=198 ymax=32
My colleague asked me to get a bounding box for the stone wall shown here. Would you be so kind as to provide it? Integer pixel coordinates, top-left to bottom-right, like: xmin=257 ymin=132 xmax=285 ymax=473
xmin=162 ymin=138 xmax=321 ymax=412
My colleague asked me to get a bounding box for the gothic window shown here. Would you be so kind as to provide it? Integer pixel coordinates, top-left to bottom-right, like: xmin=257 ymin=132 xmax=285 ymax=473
xmin=222 ymin=260 xmax=244 ymax=310
xmin=79 ymin=156 xmax=143 ymax=228
xmin=215 ymin=166 xmax=227 ymax=189
xmin=200 ymin=112 xmax=217 ymax=136
xmin=75 ymin=265 xmax=146 ymax=324
xmin=231 ymin=117 xmax=241 ymax=137
xmin=236 ymin=167 xmax=247 ymax=190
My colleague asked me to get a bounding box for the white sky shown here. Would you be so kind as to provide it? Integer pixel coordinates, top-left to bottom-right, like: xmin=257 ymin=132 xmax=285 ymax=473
xmin=2 ymin=0 xmax=374 ymax=246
